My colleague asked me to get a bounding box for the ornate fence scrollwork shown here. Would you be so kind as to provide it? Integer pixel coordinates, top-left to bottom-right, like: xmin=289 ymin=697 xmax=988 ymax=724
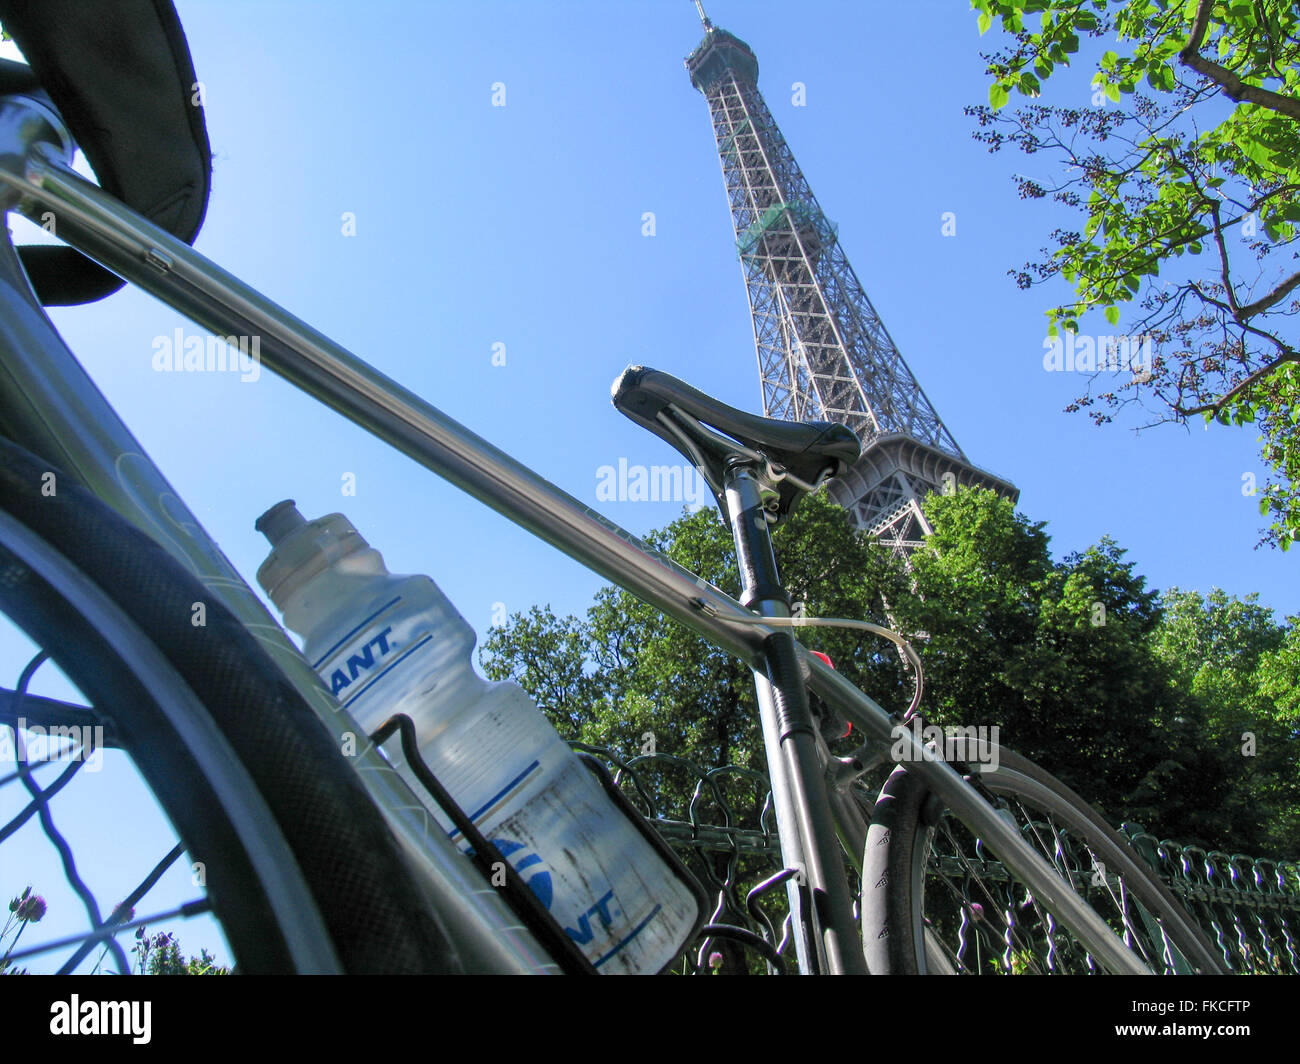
xmin=574 ymin=743 xmax=1300 ymax=975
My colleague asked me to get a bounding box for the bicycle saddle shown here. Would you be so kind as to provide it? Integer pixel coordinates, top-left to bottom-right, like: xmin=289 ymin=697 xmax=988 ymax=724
xmin=611 ymin=365 xmax=861 ymax=526
xmin=0 ymin=1 xmax=211 ymax=305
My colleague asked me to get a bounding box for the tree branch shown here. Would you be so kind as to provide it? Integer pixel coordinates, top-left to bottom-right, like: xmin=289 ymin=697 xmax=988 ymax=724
xmin=1179 ymin=0 xmax=1300 ymax=120
xmin=1171 ymin=344 xmax=1300 ymax=417
xmin=1236 ymin=269 xmax=1300 ymax=320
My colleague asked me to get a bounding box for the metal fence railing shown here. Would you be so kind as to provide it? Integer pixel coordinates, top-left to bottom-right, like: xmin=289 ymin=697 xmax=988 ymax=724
xmin=1123 ymin=828 xmax=1300 ymax=975
xmin=574 ymin=743 xmax=1300 ymax=975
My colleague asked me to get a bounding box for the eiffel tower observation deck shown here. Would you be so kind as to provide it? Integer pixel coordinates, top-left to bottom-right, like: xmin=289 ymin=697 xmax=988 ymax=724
xmin=685 ymin=4 xmax=1017 ymax=551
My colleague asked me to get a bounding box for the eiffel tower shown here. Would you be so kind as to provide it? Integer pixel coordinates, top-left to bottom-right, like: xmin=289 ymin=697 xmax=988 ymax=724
xmin=685 ymin=5 xmax=1016 ymax=551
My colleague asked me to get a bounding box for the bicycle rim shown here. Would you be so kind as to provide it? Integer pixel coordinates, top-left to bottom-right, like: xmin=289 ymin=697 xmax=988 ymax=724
xmin=0 ymin=508 xmax=340 ymax=973
xmin=0 ymin=434 xmax=463 ymax=974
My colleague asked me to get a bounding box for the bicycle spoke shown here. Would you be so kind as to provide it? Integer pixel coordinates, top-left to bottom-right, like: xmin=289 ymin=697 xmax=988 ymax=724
xmin=5 ymin=653 xmax=129 ymax=974
xmin=1 ymin=633 xmax=229 ymax=974
xmin=4 ymin=898 xmax=214 ymax=970
xmin=56 ymin=843 xmax=187 ymax=974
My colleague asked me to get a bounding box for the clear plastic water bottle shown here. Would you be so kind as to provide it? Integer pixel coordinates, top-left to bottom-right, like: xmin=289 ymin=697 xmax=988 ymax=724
xmin=254 ymin=501 xmax=702 ymax=974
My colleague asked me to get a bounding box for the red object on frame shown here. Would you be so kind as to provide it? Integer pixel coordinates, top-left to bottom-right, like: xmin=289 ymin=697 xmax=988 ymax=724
xmin=808 ymin=651 xmax=851 ymax=737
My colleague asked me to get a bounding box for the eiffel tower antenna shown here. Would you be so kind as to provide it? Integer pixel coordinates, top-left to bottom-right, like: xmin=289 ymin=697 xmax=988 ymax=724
xmin=684 ymin=17 xmax=1016 ymax=552
xmin=693 ymin=2 xmax=713 ymax=31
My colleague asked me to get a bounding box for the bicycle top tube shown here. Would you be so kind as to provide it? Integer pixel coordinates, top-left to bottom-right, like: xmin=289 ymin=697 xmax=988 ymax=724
xmin=0 ymin=133 xmax=774 ymax=667
xmin=0 ymin=92 xmax=568 ymax=976
xmin=0 ymin=87 xmax=859 ymax=718
xmin=0 ymin=91 xmax=1152 ymax=975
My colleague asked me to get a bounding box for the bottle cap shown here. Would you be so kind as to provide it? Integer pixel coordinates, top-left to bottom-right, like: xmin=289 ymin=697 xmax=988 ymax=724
xmin=255 ymin=500 xmax=371 ymax=609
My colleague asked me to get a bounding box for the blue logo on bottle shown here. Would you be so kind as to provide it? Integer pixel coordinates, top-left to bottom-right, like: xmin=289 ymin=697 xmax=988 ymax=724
xmin=327 ymin=626 xmax=394 ymax=696
xmin=491 ymin=838 xmax=554 ymax=910
xmin=487 ymin=839 xmax=624 ymax=946
xmin=564 ymin=890 xmax=620 ymax=945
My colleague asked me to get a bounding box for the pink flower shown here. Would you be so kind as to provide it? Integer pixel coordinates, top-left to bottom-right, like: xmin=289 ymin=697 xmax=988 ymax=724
xmin=14 ymin=892 xmax=46 ymax=923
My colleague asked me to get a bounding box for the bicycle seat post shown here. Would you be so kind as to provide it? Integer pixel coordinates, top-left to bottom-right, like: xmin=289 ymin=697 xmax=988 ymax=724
xmin=721 ymin=456 xmax=866 ymax=975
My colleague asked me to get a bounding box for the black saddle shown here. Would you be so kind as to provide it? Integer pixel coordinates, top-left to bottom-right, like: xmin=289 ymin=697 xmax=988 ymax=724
xmin=0 ymin=0 xmax=211 ymax=305
xmin=611 ymin=365 xmax=860 ymax=526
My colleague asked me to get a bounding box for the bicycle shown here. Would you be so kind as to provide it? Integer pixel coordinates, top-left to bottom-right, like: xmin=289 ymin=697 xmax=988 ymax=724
xmin=0 ymin=2 xmax=1225 ymax=975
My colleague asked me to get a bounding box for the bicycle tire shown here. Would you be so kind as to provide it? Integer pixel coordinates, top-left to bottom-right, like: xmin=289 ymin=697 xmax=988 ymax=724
xmin=861 ymin=740 xmax=1226 ymax=974
xmin=0 ymin=436 xmax=460 ymax=973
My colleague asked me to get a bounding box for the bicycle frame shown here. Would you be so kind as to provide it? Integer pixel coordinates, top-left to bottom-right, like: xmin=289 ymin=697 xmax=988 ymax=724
xmin=0 ymin=94 xmax=1150 ymax=974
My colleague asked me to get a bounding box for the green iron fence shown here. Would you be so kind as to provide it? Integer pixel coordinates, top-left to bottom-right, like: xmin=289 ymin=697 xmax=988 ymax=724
xmin=1123 ymin=828 xmax=1300 ymax=976
xmin=574 ymin=742 xmax=1300 ymax=975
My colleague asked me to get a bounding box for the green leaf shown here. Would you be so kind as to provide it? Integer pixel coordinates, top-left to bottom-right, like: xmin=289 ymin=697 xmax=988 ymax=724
xmin=1105 ymin=304 xmax=1120 ymax=325
xmin=978 ymin=10 xmax=992 ymax=34
xmin=1241 ymin=139 xmax=1270 ymax=166
xmin=1228 ymin=0 xmax=1256 ymax=24
xmin=1147 ymin=62 xmax=1176 ymax=91
xmin=990 ymin=82 xmax=1010 ymax=109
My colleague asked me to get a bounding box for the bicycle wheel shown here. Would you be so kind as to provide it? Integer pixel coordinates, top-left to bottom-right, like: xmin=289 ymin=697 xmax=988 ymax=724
xmin=861 ymin=740 xmax=1226 ymax=974
xmin=0 ymin=437 xmax=458 ymax=973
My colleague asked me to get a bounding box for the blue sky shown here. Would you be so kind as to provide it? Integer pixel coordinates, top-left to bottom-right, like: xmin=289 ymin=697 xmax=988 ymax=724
xmin=3 ymin=0 xmax=1296 ymax=971
xmin=33 ymin=0 xmax=1299 ymax=636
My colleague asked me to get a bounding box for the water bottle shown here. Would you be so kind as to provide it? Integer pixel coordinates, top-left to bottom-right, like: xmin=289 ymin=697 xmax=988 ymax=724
xmin=254 ymin=501 xmax=703 ymax=974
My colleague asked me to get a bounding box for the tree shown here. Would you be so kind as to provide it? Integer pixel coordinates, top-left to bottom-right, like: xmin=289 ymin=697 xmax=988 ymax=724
xmin=1150 ymin=587 xmax=1300 ymax=853
xmin=481 ymin=486 xmax=1277 ymax=852
xmin=969 ymin=0 xmax=1300 ymax=547
xmin=481 ymin=493 xmax=905 ymax=822
xmin=884 ymin=489 xmax=1238 ymax=843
